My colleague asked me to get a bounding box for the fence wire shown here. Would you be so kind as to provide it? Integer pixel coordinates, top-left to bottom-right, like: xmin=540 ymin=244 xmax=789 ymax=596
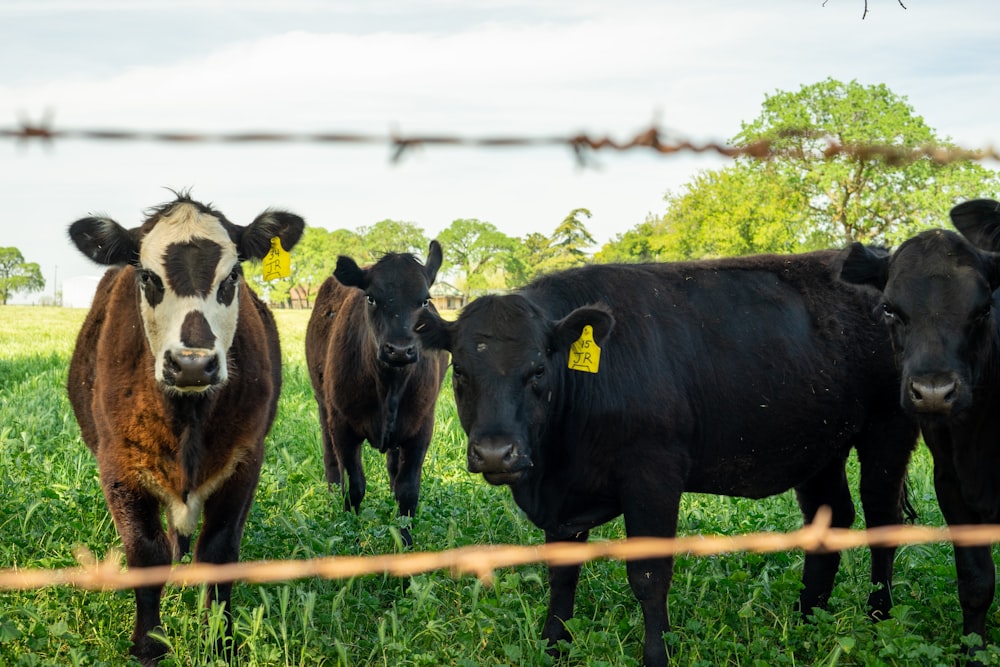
xmin=2 ymin=119 xmax=998 ymax=166
xmin=4 ymin=115 xmax=1000 ymax=595
xmin=2 ymin=507 xmax=1000 ymax=592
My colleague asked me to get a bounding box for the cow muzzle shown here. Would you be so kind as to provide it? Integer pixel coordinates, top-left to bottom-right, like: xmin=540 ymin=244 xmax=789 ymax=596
xmin=906 ymin=372 xmax=961 ymax=415
xmin=380 ymin=341 xmax=418 ymax=367
xmin=467 ymin=435 xmax=532 ymax=485
xmin=162 ymin=348 xmax=221 ymax=391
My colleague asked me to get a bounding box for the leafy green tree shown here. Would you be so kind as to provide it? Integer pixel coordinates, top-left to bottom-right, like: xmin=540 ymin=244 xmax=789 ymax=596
xmin=0 ymin=247 xmax=44 ymax=305
xmin=437 ymin=218 xmax=514 ymax=298
xmin=536 ymin=208 xmax=596 ymax=273
xmin=359 ymin=219 xmax=429 ymax=262
xmin=653 ymin=165 xmax=809 ymax=260
xmin=734 ymin=77 xmax=1000 ymax=247
xmin=600 ymin=78 xmax=1000 ymax=262
xmin=504 ymin=232 xmax=552 ymax=287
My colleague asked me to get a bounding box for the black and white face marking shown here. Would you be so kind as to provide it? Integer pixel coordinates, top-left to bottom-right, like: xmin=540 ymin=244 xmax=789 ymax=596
xmin=138 ymin=202 xmax=241 ymax=393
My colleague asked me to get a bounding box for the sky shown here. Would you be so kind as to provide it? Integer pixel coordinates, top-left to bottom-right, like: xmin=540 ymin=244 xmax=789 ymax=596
xmin=2 ymin=0 xmax=999 ymax=305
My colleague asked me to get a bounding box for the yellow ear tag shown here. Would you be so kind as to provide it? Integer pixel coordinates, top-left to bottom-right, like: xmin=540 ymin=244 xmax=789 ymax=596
xmin=262 ymin=236 xmax=291 ymax=281
xmin=568 ymin=324 xmax=601 ymax=373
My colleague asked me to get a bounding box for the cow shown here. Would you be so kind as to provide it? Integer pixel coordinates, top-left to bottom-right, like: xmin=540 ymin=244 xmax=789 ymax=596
xmin=305 ymin=241 xmax=449 ymax=547
xmin=66 ymin=192 xmax=304 ymax=666
xmin=839 ymin=198 xmax=1000 ymax=663
xmin=415 ymin=252 xmax=919 ymax=667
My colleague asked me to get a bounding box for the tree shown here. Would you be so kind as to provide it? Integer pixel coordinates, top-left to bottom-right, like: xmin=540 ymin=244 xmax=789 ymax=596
xmin=504 ymin=232 xmax=552 ymax=286
xmin=437 ymin=218 xmax=514 ymax=299
xmin=0 ymin=247 xmax=44 ymax=305
xmin=648 ymin=165 xmax=810 ymax=260
xmin=359 ymin=220 xmax=429 ymax=262
xmin=536 ymin=208 xmax=596 ymax=273
xmin=600 ymin=78 xmax=1000 ymax=262
xmin=734 ymin=78 xmax=1000 ymax=247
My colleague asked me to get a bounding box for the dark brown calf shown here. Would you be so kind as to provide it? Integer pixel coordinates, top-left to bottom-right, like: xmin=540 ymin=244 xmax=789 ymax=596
xmin=66 ymin=193 xmax=304 ymax=665
xmin=305 ymin=241 xmax=448 ymax=547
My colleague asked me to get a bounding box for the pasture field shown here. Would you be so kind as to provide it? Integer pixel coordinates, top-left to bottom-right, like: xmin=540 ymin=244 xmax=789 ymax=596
xmin=0 ymin=304 xmax=998 ymax=666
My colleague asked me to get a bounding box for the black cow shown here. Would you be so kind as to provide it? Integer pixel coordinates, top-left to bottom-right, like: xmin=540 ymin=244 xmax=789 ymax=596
xmin=840 ymin=198 xmax=1000 ymax=661
xmin=416 ymin=253 xmax=918 ymax=666
xmin=305 ymin=241 xmax=449 ymax=547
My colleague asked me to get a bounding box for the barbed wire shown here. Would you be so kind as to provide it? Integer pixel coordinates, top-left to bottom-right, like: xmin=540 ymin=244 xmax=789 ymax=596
xmin=2 ymin=118 xmax=998 ymax=166
xmin=3 ymin=507 xmax=1000 ymax=593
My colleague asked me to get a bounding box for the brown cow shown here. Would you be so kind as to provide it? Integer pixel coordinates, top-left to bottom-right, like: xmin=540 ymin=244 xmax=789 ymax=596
xmin=305 ymin=241 xmax=448 ymax=547
xmin=66 ymin=192 xmax=304 ymax=666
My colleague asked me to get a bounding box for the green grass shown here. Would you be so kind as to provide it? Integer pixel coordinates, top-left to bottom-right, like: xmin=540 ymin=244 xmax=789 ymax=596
xmin=1 ymin=304 xmax=999 ymax=665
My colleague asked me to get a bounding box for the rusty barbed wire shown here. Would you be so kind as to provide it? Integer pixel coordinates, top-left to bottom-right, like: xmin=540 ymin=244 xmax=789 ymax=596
xmin=2 ymin=118 xmax=998 ymax=166
xmin=3 ymin=507 xmax=1000 ymax=593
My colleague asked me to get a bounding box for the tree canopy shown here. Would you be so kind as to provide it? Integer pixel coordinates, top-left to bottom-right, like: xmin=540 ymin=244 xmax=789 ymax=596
xmin=0 ymin=247 xmax=45 ymax=305
xmin=601 ymin=78 xmax=1000 ymax=261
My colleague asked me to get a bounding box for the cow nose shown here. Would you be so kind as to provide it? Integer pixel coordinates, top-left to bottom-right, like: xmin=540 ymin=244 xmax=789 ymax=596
xmin=468 ymin=436 xmax=528 ymax=473
xmin=908 ymin=376 xmax=958 ymax=414
xmin=164 ymin=349 xmax=220 ymax=388
xmin=381 ymin=341 xmax=418 ymax=366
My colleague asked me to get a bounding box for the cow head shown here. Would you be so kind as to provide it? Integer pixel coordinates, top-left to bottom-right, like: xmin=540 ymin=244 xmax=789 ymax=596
xmin=69 ymin=192 xmax=305 ymax=395
xmin=334 ymin=240 xmax=443 ymax=368
xmin=417 ymin=294 xmax=613 ymax=485
xmin=839 ymin=199 xmax=1000 ymax=418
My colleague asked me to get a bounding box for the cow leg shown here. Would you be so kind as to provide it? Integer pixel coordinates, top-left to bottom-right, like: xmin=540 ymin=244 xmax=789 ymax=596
xmin=793 ymin=456 xmax=855 ymax=617
xmin=541 ymin=529 xmax=589 ymax=654
xmin=103 ymin=479 xmax=171 ymax=666
xmin=330 ymin=423 xmax=366 ymax=514
xmin=194 ymin=456 xmax=262 ymax=665
xmin=933 ymin=463 xmax=994 ymax=651
xmin=386 ymin=425 xmax=433 ymax=547
xmin=854 ymin=416 xmax=917 ymax=619
xmin=621 ymin=463 xmax=684 ymax=667
xmin=319 ymin=405 xmax=342 ymax=490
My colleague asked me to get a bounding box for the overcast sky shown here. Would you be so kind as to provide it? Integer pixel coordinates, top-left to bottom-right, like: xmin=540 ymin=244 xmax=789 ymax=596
xmin=2 ymin=0 xmax=998 ymax=304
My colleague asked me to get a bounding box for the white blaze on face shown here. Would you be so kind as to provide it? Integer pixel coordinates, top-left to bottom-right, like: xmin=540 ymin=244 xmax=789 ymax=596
xmin=137 ymin=202 xmax=241 ymax=392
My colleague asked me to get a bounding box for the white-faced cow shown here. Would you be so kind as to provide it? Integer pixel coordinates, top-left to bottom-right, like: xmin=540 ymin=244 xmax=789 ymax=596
xmin=840 ymin=198 xmax=1000 ymax=663
xmin=305 ymin=241 xmax=448 ymax=547
xmin=66 ymin=193 xmax=304 ymax=666
xmin=416 ymin=252 xmax=919 ymax=667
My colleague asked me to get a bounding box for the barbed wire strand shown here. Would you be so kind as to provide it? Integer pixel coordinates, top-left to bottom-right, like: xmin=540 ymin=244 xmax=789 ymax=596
xmin=2 ymin=120 xmax=998 ymax=166
xmin=4 ymin=508 xmax=1000 ymax=593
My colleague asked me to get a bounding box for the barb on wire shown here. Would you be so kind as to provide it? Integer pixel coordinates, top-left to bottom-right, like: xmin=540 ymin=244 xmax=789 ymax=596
xmin=3 ymin=508 xmax=1000 ymax=594
xmin=3 ymin=116 xmax=997 ymax=166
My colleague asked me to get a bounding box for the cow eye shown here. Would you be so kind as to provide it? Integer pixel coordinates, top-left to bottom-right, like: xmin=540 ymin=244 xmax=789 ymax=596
xmin=532 ymin=365 xmax=545 ymax=381
xmin=137 ymin=269 xmax=163 ymax=291
xmin=421 ymin=298 xmax=431 ymax=309
xmin=880 ymin=302 xmax=897 ymax=322
xmin=226 ymin=265 xmax=241 ymax=284
xmin=366 ymin=295 xmax=377 ymax=307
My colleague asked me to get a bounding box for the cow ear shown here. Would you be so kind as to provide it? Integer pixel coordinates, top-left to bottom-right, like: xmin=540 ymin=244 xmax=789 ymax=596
xmin=838 ymin=242 xmax=889 ymax=291
xmin=238 ymin=209 xmax=306 ymax=261
xmin=551 ymin=304 xmax=615 ymax=352
xmin=68 ymin=216 xmax=140 ymax=266
xmin=424 ymin=240 xmax=443 ymax=286
xmin=415 ymin=308 xmax=453 ymax=351
xmin=334 ymin=255 xmax=368 ymax=289
xmin=951 ymin=199 xmax=1000 ymax=251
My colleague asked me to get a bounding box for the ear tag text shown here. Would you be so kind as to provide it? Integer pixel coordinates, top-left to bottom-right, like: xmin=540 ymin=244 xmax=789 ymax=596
xmin=263 ymin=236 xmax=291 ymax=281
xmin=568 ymin=325 xmax=601 ymax=373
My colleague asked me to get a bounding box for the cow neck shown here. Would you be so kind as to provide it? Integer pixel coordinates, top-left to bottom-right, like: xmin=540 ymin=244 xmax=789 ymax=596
xmin=943 ymin=329 xmax=1000 ymax=520
xmin=168 ymin=395 xmax=213 ymax=495
xmin=372 ymin=359 xmax=413 ymax=452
